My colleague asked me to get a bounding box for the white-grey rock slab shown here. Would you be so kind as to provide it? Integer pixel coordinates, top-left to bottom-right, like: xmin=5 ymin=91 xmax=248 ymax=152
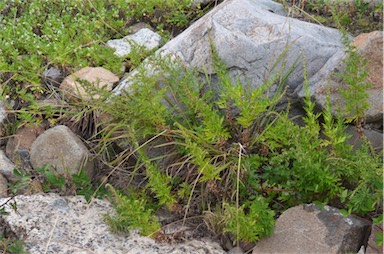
xmin=107 ymin=28 xmax=162 ymax=57
xmin=60 ymin=67 xmax=119 ymax=101
xmin=143 ymin=0 xmax=345 ymax=96
xmin=0 ymin=150 xmax=17 ymax=181
xmin=252 ymin=204 xmax=371 ymax=254
xmin=30 ymin=125 xmax=94 ymax=178
xmin=0 ymin=193 xmax=226 ymax=254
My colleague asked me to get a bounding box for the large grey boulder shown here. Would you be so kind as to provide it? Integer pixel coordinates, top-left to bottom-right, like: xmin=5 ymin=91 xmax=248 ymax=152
xmin=115 ymin=0 xmax=345 ymax=96
xmin=30 ymin=125 xmax=94 ymax=177
xmin=113 ymin=0 xmax=348 ymax=124
xmin=252 ymin=204 xmax=371 ymax=254
xmin=0 ymin=193 xmax=226 ymax=254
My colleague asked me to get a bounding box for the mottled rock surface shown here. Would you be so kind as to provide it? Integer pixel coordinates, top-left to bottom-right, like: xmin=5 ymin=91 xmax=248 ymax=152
xmin=0 ymin=194 xmax=226 ymax=254
xmin=152 ymin=0 xmax=344 ymax=95
xmin=252 ymin=204 xmax=371 ymax=254
xmin=30 ymin=125 xmax=94 ymax=177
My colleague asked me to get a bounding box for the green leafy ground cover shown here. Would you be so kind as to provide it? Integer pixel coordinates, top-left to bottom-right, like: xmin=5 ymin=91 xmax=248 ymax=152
xmin=0 ymin=0 xmax=382 ymax=251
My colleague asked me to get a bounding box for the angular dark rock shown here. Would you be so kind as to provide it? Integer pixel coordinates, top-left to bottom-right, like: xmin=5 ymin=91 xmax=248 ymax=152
xmin=252 ymin=204 xmax=371 ymax=254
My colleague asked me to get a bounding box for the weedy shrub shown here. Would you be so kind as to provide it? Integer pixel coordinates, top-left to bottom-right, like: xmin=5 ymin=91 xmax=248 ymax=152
xmin=105 ymin=184 xmax=161 ymax=236
xmin=97 ymin=37 xmax=382 ymax=243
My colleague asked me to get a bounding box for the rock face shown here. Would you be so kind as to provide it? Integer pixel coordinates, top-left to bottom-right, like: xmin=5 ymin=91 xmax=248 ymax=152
xmin=60 ymin=67 xmax=119 ymax=101
xmin=0 ymin=150 xmax=17 ymax=181
xmin=297 ymin=31 xmax=383 ymax=123
xmin=107 ymin=28 xmax=162 ymax=57
xmin=150 ymin=0 xmax=345 ymax=96
xmin=0 ymin=193 xmax=226 ymax=254
xmin=30 ymin=125 xmax=94 ymax=177
xmin=252 ymin=204 xmax=371 ymax=254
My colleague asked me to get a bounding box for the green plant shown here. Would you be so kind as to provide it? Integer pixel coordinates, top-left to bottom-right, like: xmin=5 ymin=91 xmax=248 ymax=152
xmin=0 ymin=237 xmax=26 ymax=254
xmin=222 ymin=197 xmax=275 ymax=243
xmin=335 ymin=34 xmax=370 ymax=128
xmin=105 ymin=184 xmax=161 ymax=236
xmin=95 ymin=41 xmax=294 ymax=242
xmin=95 ymin=37 xmax=382 ymax=242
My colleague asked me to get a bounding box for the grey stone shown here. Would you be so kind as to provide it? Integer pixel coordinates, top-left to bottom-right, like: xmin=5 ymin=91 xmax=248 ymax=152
xmin=60 ymin=66 xmax=119 ymax=101
xmin=0 ymin=193 xmax=226 ymax=254
xmin=153 ymin=0 xmax=344 ymax=96
xmin=107 ymin=28 xmax=162 ymax=57
xmin=252 ymin=204 xmax=371 ymax=254
xmin=30 ymin=125 xmax=94 ymax=178
xmin=0 ymin=150 xmax=17 ymax=181
xmin=114 ymin=0 xmax=345 ymax=107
